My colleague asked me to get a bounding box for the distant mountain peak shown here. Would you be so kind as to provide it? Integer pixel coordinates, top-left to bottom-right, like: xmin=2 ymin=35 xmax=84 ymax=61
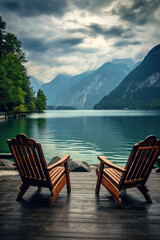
xmin=112 ymin=58 xmax=136 ymax=69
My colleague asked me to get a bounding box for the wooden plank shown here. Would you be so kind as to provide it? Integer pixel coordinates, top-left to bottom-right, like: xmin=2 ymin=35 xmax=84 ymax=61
xmin=0 ymin=171 xmax=160 ymax=239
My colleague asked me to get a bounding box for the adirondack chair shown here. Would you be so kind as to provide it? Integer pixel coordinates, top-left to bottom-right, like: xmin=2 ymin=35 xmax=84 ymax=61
xmin=95 ymin=135 xmax=160 ymax=206
xmin=7 ymin=134 xmax=71 ymax=207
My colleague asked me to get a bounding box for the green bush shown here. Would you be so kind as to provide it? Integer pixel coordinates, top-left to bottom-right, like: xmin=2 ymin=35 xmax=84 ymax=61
xmin=13 ymin=104 xmax=28 ymax=113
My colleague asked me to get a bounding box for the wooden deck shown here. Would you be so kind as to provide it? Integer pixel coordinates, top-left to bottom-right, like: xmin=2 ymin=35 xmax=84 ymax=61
xmin=0 ymin=169 xmax=160 ymax=239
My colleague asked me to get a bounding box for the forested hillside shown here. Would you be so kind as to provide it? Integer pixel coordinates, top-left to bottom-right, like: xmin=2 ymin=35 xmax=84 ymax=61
xmin=94 ymin=44 xmax=160 ymax=110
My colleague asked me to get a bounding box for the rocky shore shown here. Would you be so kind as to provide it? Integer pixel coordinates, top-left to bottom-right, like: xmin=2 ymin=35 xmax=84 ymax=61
xmin=0 ymin=157 xmax=99 ymax=176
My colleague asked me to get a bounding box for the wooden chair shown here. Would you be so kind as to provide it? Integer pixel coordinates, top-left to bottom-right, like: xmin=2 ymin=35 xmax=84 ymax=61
xmin=7 ymin=134 xmax=71 ymax=207
xmin=95 ymin=135 xmax=160 ymax=206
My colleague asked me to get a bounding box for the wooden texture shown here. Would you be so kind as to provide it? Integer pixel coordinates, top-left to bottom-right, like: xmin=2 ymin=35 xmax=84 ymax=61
xmin=7 ymin=133 xmax=71 ymax=206
xmin=96 ymin=135 xmax=160 ymax=206
xmin=0 ymin=171 xmax=160 ymax=239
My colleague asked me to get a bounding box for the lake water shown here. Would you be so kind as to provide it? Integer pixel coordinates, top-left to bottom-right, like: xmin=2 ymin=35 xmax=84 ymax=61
xmin=1 ymin=110 xmax=160 ymax=167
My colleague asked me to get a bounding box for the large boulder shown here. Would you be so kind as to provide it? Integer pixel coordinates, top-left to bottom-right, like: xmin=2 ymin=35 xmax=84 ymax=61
xmin=48 ymin=156 xmax=91 ymax=172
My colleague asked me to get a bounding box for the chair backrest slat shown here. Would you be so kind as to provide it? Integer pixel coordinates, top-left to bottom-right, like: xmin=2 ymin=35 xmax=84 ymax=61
xmin=125 ymin=147 xmax=142 ymax=180
xmin=30 ymin=147 xmax=46 ymax=180
xmin=18 ymin=145 xmax=33 ymax=177
xmin=123 ymin=136 xmax=160 ymax=186
xmin=139 ymin=147 xmax=159 ymax=180
xmin=7 ymin=134 xmax=50 ymax=184
xmin=11 ymin=145 xmax=27 ymax=178
xmin=23 ymin=146 xmax=36 ymax=178
xmin=25 ymin=146 xmax=39 ymax=178
xmin=129 ymin=148 xmax=152 ymax=180
xmin=35 ymin=143 xmax=49 ymax=180
xmin=133 ymin=149 xmax=151 ymax=179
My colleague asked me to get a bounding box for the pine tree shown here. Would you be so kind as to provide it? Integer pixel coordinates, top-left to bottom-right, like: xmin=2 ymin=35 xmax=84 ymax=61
xmin=36 ymin=89 xmax=47 ymax=112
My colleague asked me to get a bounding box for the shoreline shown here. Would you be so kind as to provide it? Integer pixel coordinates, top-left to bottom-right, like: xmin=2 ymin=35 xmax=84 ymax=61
xmin=0 ymin=166 xmax=99 ymax=176
xmin=0 ymin=113 xmax=27 ymax=120
xmin=0 ymin=158 xmax=99 ymax=176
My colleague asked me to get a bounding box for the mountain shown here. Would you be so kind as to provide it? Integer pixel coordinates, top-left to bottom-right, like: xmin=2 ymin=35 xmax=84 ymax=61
xmin=41 ymin=72 xmax=91 ymax=107
xmin=30 ymin=76 xmax=43 ymax=94
xmin=58 ymin=62 xmax=131 ymax=109
xmin=41 ymin=74 xmax=72 ymax=105
xmin=94 ymin=44 xmax=160 ymax=110
xmin=41 ymin=60 xmax=133 ymax=109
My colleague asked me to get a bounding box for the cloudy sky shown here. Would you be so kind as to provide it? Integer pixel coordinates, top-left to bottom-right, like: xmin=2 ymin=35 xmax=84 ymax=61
xmin=0 ymin=0 xmax=160 ymax=83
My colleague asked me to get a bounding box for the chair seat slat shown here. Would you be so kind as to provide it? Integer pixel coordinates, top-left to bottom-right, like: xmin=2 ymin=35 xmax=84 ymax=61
xmin=103 ymin=169 xmax=121 ymax=187
xmin=50 ymin=167 xmax=65 ymax=187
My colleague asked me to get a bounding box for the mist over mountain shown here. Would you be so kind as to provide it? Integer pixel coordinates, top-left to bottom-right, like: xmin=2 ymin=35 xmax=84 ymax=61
xmin=111 ymin=58 xmax=136 ymax=69
xmin=41 ymin=74 xmax=73 ymax=105
xmin=94 ymin=44 xmax=160 ymax=110
xmin=30 ymin=76 xmax=44 ymax=94
xmin=41 ymin=59 xmax=134 ymax=109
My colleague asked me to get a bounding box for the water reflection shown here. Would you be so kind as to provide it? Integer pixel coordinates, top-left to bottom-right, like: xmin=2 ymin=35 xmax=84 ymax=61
xmin=1 ymin=110 xmax=160 ymax=166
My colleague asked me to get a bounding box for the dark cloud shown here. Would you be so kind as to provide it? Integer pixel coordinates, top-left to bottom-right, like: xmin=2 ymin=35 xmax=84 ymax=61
xmin=22 ymin=38 xmax=48 ymax=52
xmin=21 ymin=36 xmax=84 ymax=54
xmin=55 ymin=37 xmax=84 ymax=47
xmin=0 ymin=0 xmax=113 ymax=18
xmin=72 ymin=0 xmax=113 ymax=13
xmin=114 ymin=40 xmax=141 ymax=47
xmin=88 ymin=23 xmax=135 ymax=39
xmin=26 ymin=42 xmax=99 ymax=67
xmin=0 ymin=0 xmax=68 ymax=17
xmin=113 ymin=0 xmax=160 ymax=25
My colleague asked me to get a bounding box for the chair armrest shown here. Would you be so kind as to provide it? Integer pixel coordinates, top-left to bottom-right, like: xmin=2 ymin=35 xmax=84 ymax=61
xmin=98 ymin=156 xmax=126 ymax=172
xmin=47 ymin=155 xmax=70 ymax=171
xmin=0 ymin=153 xmax=13 ymax=159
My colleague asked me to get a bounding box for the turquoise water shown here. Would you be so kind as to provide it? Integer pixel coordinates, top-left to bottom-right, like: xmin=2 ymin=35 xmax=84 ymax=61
xmin=1 ymin=110 xmax=160 ymax=167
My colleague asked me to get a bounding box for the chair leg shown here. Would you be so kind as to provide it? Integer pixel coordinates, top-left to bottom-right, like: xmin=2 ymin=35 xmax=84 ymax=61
xmin=67 ymin=178 xmax=71 ymax=193
xmin=49 ymin=191 xmax=57 ymax=207
xmin=95 ymin=162 xmax=104 ymax=194
xmin=64 ymin=163 xmax=71 ymax=193
xmin=95 ymin=173 xmax=101 ymax=194
xmin=137 ymin=185 xmax=152 ymax=203
xmin=16 ymin=183 xmax=30 ymax=201
xmin=112 ymin=194 xmax=121 ymax=206
xmin=66 ymin=170 xmax=71 ymax=193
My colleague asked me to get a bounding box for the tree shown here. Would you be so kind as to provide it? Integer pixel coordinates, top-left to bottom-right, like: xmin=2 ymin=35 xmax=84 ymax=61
xmin=4 ymin=33 xmax=26 ymax=62
xmin=1 ymin=52 xmax=26 ymax=110
xmin=0 ymin=16 xmax=47 ymax=113
xmin=27 ymin=100 xmax=36 ymax=113
xmin=0 ymin=60 xmax=9 ymax=111
xmin=36 ymin=89 xmax=47 ymax=112
xmin=21 ymin=69 xmax=35 ymax=111
xmin=0 ymin=16 xmax=6 ymax=57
